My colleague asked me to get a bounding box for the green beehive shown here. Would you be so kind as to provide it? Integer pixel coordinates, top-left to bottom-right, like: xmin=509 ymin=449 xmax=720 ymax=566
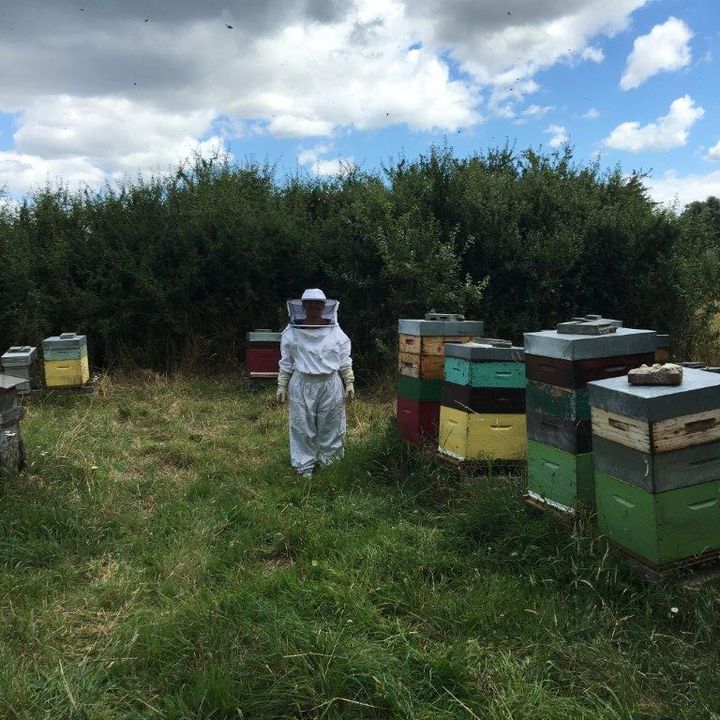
xmin=595 ymin=472 xmax=720 ymax=567
xmin=527 ymin=440 xmax=594 ymax=510
xmin=525 ymin=381 xmax=590 ymax=421
xmin=589 ymin=368 xmax=720 ymax=569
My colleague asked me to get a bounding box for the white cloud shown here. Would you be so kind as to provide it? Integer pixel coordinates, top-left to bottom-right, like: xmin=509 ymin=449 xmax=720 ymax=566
xmin=645 ymin=169 xmax=720 ymax=209
xmin=0 ymin=95 xmax=226 ymax=194
xmin=522 ymin=104 xmax=555 ymax=118
xmin=297 ymin=143 xmax=355 ymax=176
xmin=620 ymin=17 xmax=692 ymax=90
xmin=603 ymin=95 xmax=704 ymax=152
xmin=0 ymin=152 xmax=108 ymax=195
xmin=297 ymin=144 xmax=334 ymax=167
xmin=583 ymin=108 xmax=600 ymax=119
xmin=545 ymin=124 xmax=569 ymax=148
xmin=582 ymin=46 xmax=605 ymax=62
xmin=0 ymin=0 xmax=651 ymax=195
xmin=706 ymin=140 xmax=720 ymax=162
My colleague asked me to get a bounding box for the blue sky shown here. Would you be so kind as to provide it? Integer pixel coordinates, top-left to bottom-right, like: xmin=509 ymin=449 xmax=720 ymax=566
xmin=1 ymin=0 xmax=718 ymax=207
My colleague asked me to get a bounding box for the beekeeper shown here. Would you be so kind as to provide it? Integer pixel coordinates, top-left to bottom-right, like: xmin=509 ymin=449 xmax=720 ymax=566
xmin=276 ymin=289 xmax=355 ymax=477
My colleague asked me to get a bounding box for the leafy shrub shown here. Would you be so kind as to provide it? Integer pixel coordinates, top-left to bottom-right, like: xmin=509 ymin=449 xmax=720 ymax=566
xmin=0 ymin=146 xmax=717 ymax=372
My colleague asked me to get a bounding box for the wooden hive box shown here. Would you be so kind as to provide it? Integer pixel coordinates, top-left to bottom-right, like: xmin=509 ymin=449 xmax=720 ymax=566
xmin=438 ymin=408 xmax=527 ymax=461
xmin=0 ymin=374 xmax=27 ymax=471
xmin=439 ymin=342 xmax=527 ymax=462
xmin=1 ymin=346 xmax=39 ymax=394
xmin=526 ymin=439 xmax=594 ymax=513
xmin=523 ymin=324 xmax=657 ymax=513
xmin=42 ymin=333 xmax=90 ymax=388
xmin=396 ymin=317 xmax=484 ymax=444
xmin=589 ymin=368 xmax=720 ymax=568
xmin=246 ymin=330 xmax=282 ymax=380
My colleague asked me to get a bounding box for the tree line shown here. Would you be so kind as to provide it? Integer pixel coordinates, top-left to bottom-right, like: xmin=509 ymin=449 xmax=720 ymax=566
xmin=0 ymin=145 xmax=718 ymax=375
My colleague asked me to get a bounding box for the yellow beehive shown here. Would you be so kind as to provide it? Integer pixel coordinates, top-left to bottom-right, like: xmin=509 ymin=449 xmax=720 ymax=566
xmin=438 ymin=406 xmax=527 ymax=461
xmin=44 ymin=355 xmax=90 ymax=388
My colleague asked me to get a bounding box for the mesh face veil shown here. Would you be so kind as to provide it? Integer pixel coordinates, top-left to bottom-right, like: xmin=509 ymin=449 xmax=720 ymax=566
xmin=286 ymin=299 xmax=339 ymax=328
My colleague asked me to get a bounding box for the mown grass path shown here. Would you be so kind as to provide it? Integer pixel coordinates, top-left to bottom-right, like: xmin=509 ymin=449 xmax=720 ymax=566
xmin=1 ymin=376 xmax=719 ymax=719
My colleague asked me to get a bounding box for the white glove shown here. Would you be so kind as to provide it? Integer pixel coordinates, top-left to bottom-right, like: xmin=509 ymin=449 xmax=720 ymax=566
xmin=277 ymin=370 xmax=291 ymax=403
xmin=339 ymin=367 xmax=355 ymax=401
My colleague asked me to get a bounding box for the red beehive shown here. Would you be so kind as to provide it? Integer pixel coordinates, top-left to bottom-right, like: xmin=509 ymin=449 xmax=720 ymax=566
xmin=396 ymin=396 xmax=440 ymax=445
xmin=245 ymin=330 xmax=282 ymax=381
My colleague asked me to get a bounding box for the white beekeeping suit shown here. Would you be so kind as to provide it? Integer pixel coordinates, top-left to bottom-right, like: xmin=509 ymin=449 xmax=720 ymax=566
xmin=277 ymin=289 xmax=355 ymax=477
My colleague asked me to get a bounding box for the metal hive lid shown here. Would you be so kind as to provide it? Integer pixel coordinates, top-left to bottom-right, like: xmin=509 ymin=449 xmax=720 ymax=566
xmin=523 ymin=327 xmax=657 ymax=360
xmin=587 ymin=367 xmax=720 ymax=421
xmin=398 ymin=318 xmax=485 ymax=337
xmin=0 ymin=373 xmax=28 ymax=391
xmin=42 ymin=333 xmax=88 ymax=351
xmin=247 ymin=330 xmax=282 ymax=342
xmin=1 ymin=346 xmax=38 ymax=365
xmin=445 ymin=341 xmax=524 ymax=362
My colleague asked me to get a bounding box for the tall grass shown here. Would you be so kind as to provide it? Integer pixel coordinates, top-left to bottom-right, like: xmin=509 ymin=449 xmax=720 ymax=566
xmin=0 ymin=376 xmax=718 ymax=718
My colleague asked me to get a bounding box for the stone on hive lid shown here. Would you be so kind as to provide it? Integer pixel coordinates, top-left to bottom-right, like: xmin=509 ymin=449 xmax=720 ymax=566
xmin=398 ymin=317 xmax=484 ymax=336
xmin=704 ymin=367 xmax=720 ymax=374
xmin=425 ymin=312 xmax=465 ymax=322
xmin=557 ymin=319 xmax=617 ymax=335
xmin=628 ymin=363 xmax=683 ymax=386
xmin=584 ymin=315 xmax=623 ymax=327
xmin=489 ymin=339 xmax=513 ymax=348
xmin=680 ymin=361 xmax=707 ymax=369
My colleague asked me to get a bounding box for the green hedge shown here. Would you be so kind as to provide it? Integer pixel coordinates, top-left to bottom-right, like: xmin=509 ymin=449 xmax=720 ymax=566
xmin=0 ymin=146 xmax=717 ymax=373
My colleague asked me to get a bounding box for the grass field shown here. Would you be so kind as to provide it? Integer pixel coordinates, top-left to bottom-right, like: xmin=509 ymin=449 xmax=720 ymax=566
xmin=1 ymin=375 xmax=719 ymax=719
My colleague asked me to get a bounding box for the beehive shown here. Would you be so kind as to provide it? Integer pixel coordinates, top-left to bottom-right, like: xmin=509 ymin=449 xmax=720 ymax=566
xmin=524 ymin=320 xmax=656 ymax=514
xmin=42 ymin=333 xmax=90 ymax=388
xmin=246 ymin=330 xmax=282 ymax=380
xmin=0 ymin=374 xmax=26 ymax=472
xmin=439 ymin=341 xmax=526 ymax=462
xmin=1 ymin=346 xmax=39 ymax=394
xmin=396 ymin=315 xmax=484 ymax=445
xmin=589 ymin=368 xmax=720 ymax=569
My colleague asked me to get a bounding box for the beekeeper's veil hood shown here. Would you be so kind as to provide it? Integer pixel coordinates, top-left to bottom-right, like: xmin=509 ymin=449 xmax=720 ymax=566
xmin=287 ymin=288 xmax=339 ymax=327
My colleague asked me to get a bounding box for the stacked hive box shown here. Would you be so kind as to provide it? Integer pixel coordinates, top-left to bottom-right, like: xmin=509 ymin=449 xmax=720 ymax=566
xmin=524 ymin=319 xmax=656 ymax=513
xmin=1 ymin=346 xmax=39 ymax=394
xmin=589 ymin=368 xmax=720 ymax=570
xmin=246 ymin=330 xmax=282 ymax=382
xmin=438 ymin=341 xmax=526 ymax=462
xmin=0 ymin=374 xmax=26 ymax=471
xmin=42 ymin=333 xmax=90 ymax=388
xmin=397 ymin=314 xmax=484 ymax=444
